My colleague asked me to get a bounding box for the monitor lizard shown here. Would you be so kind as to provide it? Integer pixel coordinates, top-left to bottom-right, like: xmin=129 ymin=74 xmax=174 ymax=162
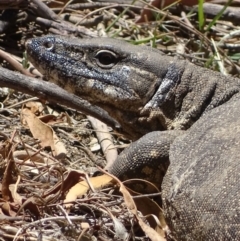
xmin=26 ymin=35 xmax=240 ymax=241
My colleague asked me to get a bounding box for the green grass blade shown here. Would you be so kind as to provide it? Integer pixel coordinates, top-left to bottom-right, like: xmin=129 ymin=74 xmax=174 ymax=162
xmin=106 ymin=0 xmax=137 ymax=33
xmin=206 ymin=0 xmax=233 ymax=32
xmin=198 ymin=0 xmax=205 ymax=31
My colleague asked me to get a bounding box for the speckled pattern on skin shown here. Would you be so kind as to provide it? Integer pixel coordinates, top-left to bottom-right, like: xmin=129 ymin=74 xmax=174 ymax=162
xmin=26 ymin=35 xmax=240 ymax=240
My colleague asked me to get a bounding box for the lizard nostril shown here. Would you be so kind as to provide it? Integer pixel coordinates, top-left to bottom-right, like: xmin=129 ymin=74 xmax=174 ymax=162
xmin=43 ymin=38 xmax=54 ymax=51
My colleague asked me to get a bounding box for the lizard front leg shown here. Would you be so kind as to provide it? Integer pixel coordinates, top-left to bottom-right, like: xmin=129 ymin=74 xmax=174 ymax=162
xmin=108 ymin=130 xmax=184 ymax=191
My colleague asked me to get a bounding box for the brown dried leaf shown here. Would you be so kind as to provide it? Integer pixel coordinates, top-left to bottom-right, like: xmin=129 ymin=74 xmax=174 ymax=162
xmin=123 ymin=179 xmax=166 ymax=232
xmin=0 ymin=201 xmax=16 ymax=216
xmin=64 ymin=174 xmax=114 ymax=208
xmin=134 ymin=197 xmax=166 ymax=236
xmin=64 ymin=169 xmax=167 ymax=240
xmin=2 ymin=146 xmax=15 ymax=202
xmin=20 ymin=197 xmax=41 ymax=218
xmin=39 ymin=112 xmax=67 ymax=125
xmin=21 ymin=108 xmax=67 ymax=158
xmin=24 ymin=101 xmax=44 ymax=114
xmin=39 ymin=114 xmax=58 ymax=124
xmin=100 ymin=170 xmax=166 ymax=241
xmin=43 ymin=170 xmax=86 ymax=198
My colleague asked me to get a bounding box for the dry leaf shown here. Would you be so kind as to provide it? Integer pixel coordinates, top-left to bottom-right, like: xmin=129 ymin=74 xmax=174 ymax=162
xmin=100 ymin=170 xmax=166 ymax=241
xmin=134 ymin=197 xmax=166 ymax=236
xmin=0 ymin=201 xmax=15 ymax=217
xmin=64 ymin=174 xmax=114 ymax=208
xmin=20 ymin=197 xmax=41 ymax=218
xmin=2 ymin=146 xmax=15 ymax=202
xmin=64 ymin=169 xmax=166 ymax=240
xmin=123 ymin=179 xmax=166 ymax=232
xmin=43 ymin=170 xmax=87 ymax=198
xmin=39 ymin=113 xmax=67 ymax=125
xmin=21 ymin=108 xmax=67 ymax=158
xmin=39 ymin=114 xmax=58 ymax=124
xmin=24 ymin=101 xmax=44 ymax=114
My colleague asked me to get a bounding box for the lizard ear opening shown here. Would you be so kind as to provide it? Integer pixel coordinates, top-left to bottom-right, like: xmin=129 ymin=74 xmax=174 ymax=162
xmin=95 ymin=50 xmax=118 ymax=68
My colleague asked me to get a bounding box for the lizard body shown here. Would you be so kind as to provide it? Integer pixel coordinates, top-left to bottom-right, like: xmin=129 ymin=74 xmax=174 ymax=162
xmin=26 ymin=35 xmax=240 ymax=240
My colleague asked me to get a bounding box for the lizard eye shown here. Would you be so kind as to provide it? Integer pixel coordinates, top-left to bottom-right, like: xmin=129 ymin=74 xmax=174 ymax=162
xmin=43 ymin=38 xmax=54 ymax=51
xmin=95 ymin=50 xmax=117 ymax=68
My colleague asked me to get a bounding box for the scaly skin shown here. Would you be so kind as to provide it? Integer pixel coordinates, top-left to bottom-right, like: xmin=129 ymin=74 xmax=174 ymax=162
xmin=26 ymin=35 xmax=240 ymax=240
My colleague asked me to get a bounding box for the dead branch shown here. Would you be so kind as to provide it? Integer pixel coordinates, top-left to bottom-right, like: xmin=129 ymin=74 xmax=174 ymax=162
xmin=0 ymin=66 xmax=119 ymax=129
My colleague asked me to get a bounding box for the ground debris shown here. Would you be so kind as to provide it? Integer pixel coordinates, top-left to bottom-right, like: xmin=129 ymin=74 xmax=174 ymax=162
xmin=0 ymin=0 xmax=240 ymax=240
